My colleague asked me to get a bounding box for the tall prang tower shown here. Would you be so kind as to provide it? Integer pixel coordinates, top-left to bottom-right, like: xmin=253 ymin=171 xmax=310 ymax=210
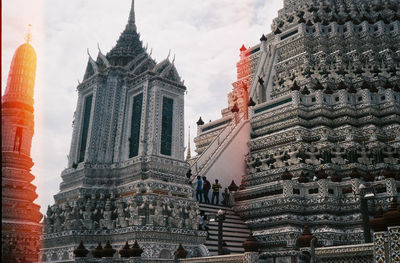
xmin=192 ymin=0 xmax=400 ymax=260
xmin=2 ymin=29 xmax=43 ymax=262
xmin=43 ymin=1 xmax=206 ymax=261
xmin=232 ymin=0 xmax=400 ymax=259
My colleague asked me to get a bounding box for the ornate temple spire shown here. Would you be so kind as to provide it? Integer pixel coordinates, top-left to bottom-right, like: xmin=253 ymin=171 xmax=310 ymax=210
xmin=186 ymin=126 xmax=191 ymax=160
xmin=2 ymin=32 xmax=42 ymax=263
xmin=106 ymin=0 xmax=144 ymax=65
xmin=126 ymin=0 xmax=137 ymax=31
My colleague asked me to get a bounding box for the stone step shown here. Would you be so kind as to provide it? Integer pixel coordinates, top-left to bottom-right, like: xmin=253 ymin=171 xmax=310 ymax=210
xmin=207 ymin=230 xmax=249 ymax=238
xmin=207 ymin=222 xmax=250 ymax=230
xmin=207 ymin=248 xmax=244 ymax=254
xmin=205 ymin=235 xmax=249 ymax=243
xmin=207 ymin=218 xmax=248 ymax=225
xmin=199 ymin=206 xmax=242 ymax=220
xmin=198 ymin=203 xmax=250 ymax=256
xmin=205 ymin=239 xmax=246 ymax=247
xmin=199 ymin=206 xmax=235 ymax=214
xmin=199 ymin=203 xmax=233 ymax=210
xmin=207 ymin=246 xmax=244 ymax=255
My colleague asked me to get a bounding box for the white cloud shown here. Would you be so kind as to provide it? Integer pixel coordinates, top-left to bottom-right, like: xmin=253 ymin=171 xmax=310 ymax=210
xmin=2 ymin=0 xmax=282 ymax=214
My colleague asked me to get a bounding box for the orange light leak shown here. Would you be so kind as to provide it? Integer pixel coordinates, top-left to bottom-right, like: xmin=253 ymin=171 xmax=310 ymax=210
xmin=2 ymin=1 xmax=45 ymax=261
xmin=234 ymin=44 xmax=251 ymax=121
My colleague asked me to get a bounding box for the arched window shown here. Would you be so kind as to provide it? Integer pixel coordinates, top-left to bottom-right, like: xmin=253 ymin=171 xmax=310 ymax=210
xmin=78 ymin=94 xmax=93 ymax=163
xmin=14 ymin=127 xmax=23 ymax=152
xmin=129 ymin=93 xmax=143 ymax=158
xmin=161 ymin=97 xmax=173 ymax=156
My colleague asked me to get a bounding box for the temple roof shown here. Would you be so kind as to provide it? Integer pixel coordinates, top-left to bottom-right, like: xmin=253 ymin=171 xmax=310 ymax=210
xmin=106 ymin=0 xmax=145 ymax=66
xmin=82 ymin=0 xmax=182 ymax=84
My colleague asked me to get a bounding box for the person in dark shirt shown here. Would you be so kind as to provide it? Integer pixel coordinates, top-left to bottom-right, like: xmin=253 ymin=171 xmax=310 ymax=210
xmin=211 ymin=179 xmax=222 ymax=205
xmin=202 ymin=176 xmax=211 ymax=204
xmin=196 ymin=176 xmax=203 ymax=202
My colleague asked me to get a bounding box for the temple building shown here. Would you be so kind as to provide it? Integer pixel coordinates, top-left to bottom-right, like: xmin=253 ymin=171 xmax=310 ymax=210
xmin=42 ymin=1 xmax=206 ymax=261
xmin=40 ymin=0 xmax=400 ymax=262
xmin=192 ymin=0 xmax=400 ymax=261
xmin=2 ymin=28 xmax=43 ymax=262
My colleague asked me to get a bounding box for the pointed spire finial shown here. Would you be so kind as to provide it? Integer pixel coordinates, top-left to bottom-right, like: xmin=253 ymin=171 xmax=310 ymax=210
xmin=87 ymin=48 xmax=92 ymax=58
xmin=186 ymin=126 xmax=191 ymax=162
xmin=25 ymin=24 xmax=32 ymax=44
xmin=126 ymin=0 xmax=137 ymax=31
xmin=97 ymin=43 xmax=102 ymax=53
xmin=172 ymin=54 xmax=176 ymax=65
xmin=167 ymin=49 xmax=171 ymax=60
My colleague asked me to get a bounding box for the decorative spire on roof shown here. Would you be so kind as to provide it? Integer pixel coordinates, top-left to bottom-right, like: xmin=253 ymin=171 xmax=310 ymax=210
xmin=196 ymin=117 xmax=204 ymax=126
xmin=186 ymin=126 xmax=191 ymax=160
xmin=106 ymin=0 xmax=145 ymax=66
xmin=127 ymin=0 xmax=137 ymax=31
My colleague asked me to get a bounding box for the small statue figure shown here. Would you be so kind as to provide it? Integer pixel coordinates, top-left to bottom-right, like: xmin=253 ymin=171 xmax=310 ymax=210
xmin=253 ymin=154 xmax=263 ymax=172
xmin=126 ymin=202 xmax=140 ymax=226
xmin=305 ymin=145 xmax=323 ymax=165
xmin=357 ymin=146 xmax=372 ymax=165
xmin=43 ymin=216 xmax=52 ymax=234
xmin=100 ymin=199 xmax=115 ymax=230
xmin=166 ymin=202 xmax=174 ymax=227
xmin=80 ymin=199 xmax=96 ymax=230
xmin=115 ymin=200 xmax=128 ymax=228
xmin=62 ymin=203 xmax=75 ymax=230
xmin=188 ymin=206 xmax=198 ymax=230
xmin=245 ymin=154 xmax=256 ymax=174
xmin=139 ymin=199 xmax=152 ymax=225
xmin=45 ymin=206 xmax=54 ymax=233
xmin=286 ymin=146 xmax=302 ymax=165
xmin=52 ymin=205 xmax=64 ymax=232
xmin=152 ymin=199 xmax=165 ymax=227
xmin=273 ymin=150 xmax=286 ymax=168
xmin=171 ymin=204 xmax=183 ymax=228
xmin=260 ymin=154 xmax=271 ymax=171
xmin=183 ymin=204 xmax=190 ymax=228
xmin=331 ymin=145 xmax=348 ymax=165
xmin=383 ymin=146 xmax=398 ymax=165
xmin=92 ymin=202 xmax=103 ymax=224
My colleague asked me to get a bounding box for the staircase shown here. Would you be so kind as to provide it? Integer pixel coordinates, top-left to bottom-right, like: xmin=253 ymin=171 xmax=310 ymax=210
xmin=190 ymin=117 xmax=248 ymax=182
xmin=198 ymin=203 xmax=250 ymax=256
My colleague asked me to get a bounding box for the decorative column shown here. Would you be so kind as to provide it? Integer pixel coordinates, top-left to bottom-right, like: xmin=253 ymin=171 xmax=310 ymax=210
xmin=315 ymin=90 xmax=324 ymax=106
xmin=216 ymin=209 xmax=226 ymax=255
xmin=243 ymin=232 xmax=260 ymax=263
xmin=383 ymin=198 xmax=400 ymax=263
xmin=290 ymin=82 xmax=301 ymax=107
xmin=383 ymin=81 xmax=395 ymax=103
xmin=370 ymin=206 xmax=388 ymax=263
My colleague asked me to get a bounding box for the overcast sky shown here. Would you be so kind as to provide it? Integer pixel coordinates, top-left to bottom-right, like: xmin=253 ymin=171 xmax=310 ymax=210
xmin=2 ymin=0 xmax=282 ymax=215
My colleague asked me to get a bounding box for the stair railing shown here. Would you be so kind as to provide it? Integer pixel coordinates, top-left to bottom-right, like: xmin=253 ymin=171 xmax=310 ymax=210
xmin=190 ymin=114 xmax=246 ymax=183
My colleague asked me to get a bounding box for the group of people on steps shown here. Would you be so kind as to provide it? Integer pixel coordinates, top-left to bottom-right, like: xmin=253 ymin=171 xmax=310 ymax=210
xmin=195 ymin=176 xmax=222 ymax=205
